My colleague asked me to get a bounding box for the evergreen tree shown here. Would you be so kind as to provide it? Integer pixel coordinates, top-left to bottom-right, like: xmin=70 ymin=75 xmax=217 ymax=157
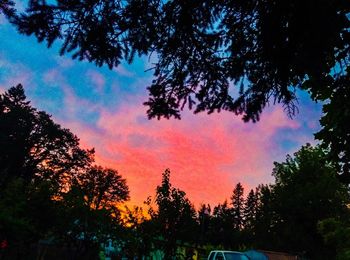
xmin=253 ymin=184 xmax=277 ymax=250
xmin=211 ymin=200 xmax=233 ymax=247
xmin=231 ymin=183 xmax=245 ymax=231
xmin=6 ymin=0 xmax=350 ymax=181
xmin=243 ymin=189 xmax=257 ymax=231
xmin=198 ymin=204 xmax=211 ymax=245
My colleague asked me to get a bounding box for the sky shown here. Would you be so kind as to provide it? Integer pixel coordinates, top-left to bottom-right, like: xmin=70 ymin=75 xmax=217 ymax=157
xmin=0 ymin=10 xmax=323 ymax=208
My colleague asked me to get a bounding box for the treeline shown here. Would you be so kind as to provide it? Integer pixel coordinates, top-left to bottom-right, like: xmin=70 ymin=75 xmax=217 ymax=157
xmin=130 ymin=147 xmax=350 ymax=259
xmin=1 ymin=85 xmax=350 ymax=259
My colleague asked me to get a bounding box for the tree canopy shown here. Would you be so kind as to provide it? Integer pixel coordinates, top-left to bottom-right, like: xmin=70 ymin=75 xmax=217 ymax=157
xmin=271 ymin=144 xmax=349 ymax=258
xmin=9 ymin=0 xmax=349 ymax=118
xmin=4 ymin=0 xmax=350 ymax=180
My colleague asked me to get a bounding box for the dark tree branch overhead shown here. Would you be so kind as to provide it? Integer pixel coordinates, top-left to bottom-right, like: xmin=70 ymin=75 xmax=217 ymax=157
xmin=5 ymin=0 xmax=350 ymax=179
xmin=11 ymin=0 xmax=349 ymax=119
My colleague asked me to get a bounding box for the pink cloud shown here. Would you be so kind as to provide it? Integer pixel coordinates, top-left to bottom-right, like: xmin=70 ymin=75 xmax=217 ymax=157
xmin=61 ymin=93 xmax=308 ymax=209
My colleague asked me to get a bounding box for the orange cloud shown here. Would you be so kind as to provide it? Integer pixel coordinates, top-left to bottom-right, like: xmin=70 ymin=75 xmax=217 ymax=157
xmin=61 ymin=92 xmax=304 ymax=209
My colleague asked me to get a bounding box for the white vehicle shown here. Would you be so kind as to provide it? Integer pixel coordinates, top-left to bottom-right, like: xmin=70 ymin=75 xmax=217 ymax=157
xmin=208 ymin=250 xmax=250 ymax=260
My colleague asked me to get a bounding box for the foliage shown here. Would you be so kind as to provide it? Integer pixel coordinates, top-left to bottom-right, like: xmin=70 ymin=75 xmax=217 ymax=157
xmin=252 ymin=184 xmax=276 ymax=250
xmin=318 ymin=218 xmax=350 ymax=259
xmin=314 ymin=70 xmax=350 ymax=183
xmin=76 ymin=166 xmax=129 ymax=210
xmin=1 ymin=85 xmax=350 ymax=258
xmin=271 ymin=144 xmax=350 ymax=258
xmin=0 ymin=0 xmax=15 ymax=17
xmin=122 ymin=206 xmax=155 ymax=258
xmin=9 ymin=0 xmax=349 ymax=120
xmin=231 ymin=183 xmax=244 ymax=230
xmin=191 ymin=145 xmax=350 ymax=258
xmin=243 ymin=189 xmax=257 ymax=231
xmin=198 ymin=204 xmax=211 ymax=245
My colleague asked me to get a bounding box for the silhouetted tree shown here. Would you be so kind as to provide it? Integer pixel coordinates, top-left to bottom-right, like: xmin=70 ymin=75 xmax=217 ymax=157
xmin=52 ymin=165 xmax=130 ymax=255
xmin=210 ymin=200 xmax=233 ymax=247
xmin=243 ymin=189 xmax=257 ymax=231
xmin=253 ymin=184 xmax=277 ymax=250
xmin=9 ymin=0 xmax=348 ymax=118
xmin=149 ymin=169 xmax=197 ymax=259
xmin=314 ymin=71 xmax=350 ymax=183
xmin=0 ymin=84 xmax=94 ymax=190
xmin=77 ymin=166 xmax=129 ymax=210
xmin=231 ymin=183 xmax=244 ymax=231
xmin=123 ymin=206 xmax=155 ymax=259
xmin=271 ymin=144 xmax=350 ymax=258
xmin=0 ymin=84 xmax=95 ymax=254
xmin=198 ymin=204 xmax=211 ymax=245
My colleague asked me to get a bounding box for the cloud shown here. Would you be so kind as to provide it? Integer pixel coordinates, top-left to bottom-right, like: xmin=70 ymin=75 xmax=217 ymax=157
xmin=60 ymin=92 xmax=315 ymax=208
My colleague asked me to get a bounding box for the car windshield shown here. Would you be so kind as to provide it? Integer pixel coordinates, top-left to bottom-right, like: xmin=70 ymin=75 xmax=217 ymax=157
xmin=223 ymin=252 xmax=249 ymax=260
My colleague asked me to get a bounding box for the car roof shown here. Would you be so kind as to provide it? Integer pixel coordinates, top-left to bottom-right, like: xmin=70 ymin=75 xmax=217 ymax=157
xmin=210 ymin=250 xmax=245 ymax=254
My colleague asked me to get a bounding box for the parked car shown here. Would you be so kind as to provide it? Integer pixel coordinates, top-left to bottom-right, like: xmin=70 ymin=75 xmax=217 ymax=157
xmin=208 ymin=250 xmax=250 ymax=260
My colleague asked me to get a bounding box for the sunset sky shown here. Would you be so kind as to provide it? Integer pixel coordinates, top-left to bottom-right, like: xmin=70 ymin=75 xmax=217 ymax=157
xmin=0 ymin=11 xmax=322 ymax=208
